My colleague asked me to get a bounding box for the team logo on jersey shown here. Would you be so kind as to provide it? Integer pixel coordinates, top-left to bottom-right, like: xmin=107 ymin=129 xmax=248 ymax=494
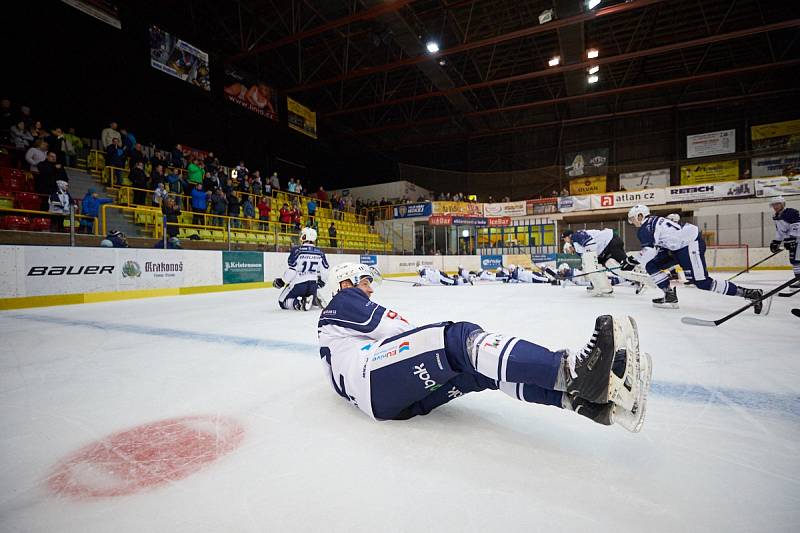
xmin=360 ymin=343 xmax=373 ymax=351
xmin=447 ymin=387 xmax=463 ymax=399
xmin=483 ymin=336 xmax=501 ymax=348
xmin=412 ymin=363 xmax=442 ymax=391
xmin=399 ymin=341 xmax=410 ymax=352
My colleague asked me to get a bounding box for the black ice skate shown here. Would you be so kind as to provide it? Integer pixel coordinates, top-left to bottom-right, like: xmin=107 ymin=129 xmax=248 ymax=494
xmin=563 ymin=315 xmax=651 ymax=432
xmin=652 ymin=287 xmax=679 ymax=309
xmin=563 ymin=394 xmax=613 ymax=426
xmin=740 ymin=288 xmax=767 ymax=315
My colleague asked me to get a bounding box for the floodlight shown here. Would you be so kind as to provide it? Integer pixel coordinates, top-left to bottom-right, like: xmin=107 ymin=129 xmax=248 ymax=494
xmin=426 ymin=41 xmax=440 ymax=54
xmin=548 ymin=56 xmax=560 ymax=67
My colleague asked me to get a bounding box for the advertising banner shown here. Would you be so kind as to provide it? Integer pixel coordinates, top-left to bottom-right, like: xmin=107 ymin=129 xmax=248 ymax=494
xmin=526 ymin=198 xmax=558 ymax=215
xmin=569 ymin=175 xmax=607 ymax=195
xmin=555 ymin=253 xmax=582 ymax=269
xmin=223 ymin=67 xmax=278 ymax=121
xmin=754 ymin=177 xmax=800 ymax=198
xmin=452 ymin=216 xmax=488 ymax=226
xmin=487 ymin=217 xmax=512 ymax=227
xmin=680 ymin=160 xmax=739 ymax=184
xmin=149 ymin=26 xmax=210 ymax=91
xmin=665 ymin=180 xmax=754 ymax=203
xmin=751 ymin=119 xmax=800 ymax=151
xmin=287 ymin=97 xmax=317 ymax=139
xmin=751 ymin=153 xmax=800 ymax=178
xmin=564 ymin=148 xmax=609 ymax=177
xmin=428 ymin=215 xmax=452 ymax=226
xmin=23 ymin=247 xmax=118 ymax=296
xmin=431 ymin=201 xmax=483 ymax=216
xmin=222 ymin=251 xmax=264 ymax=284
xmin=480 ymin=255 xmax=503 ymax=270
xmin=359 ymin=255 xmax=378 ymax=266
xmin=531 ymin=253 xmax=557 ymax=270
xmin=557 ymin=195 xmax=592 ymax=213
xmin=483 ymin=201 xmax=526 ymax=217
xmin=687 ymin=129 xmax=735 ymax=158
xmin=590 ymin=189 xmax=667 ymax=210
xmin=392 ymin=202 xmax=432 ymax=218
xmin=118 ymin=249 xmax=185 ymax=290
xmin=619 ymin=169 xmax=671 ymax=191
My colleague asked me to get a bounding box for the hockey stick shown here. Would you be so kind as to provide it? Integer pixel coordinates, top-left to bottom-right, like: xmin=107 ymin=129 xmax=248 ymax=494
xmin=569 ymin=266 xmax=622 ymax=279
xmin=384 ymin=278 xmax=424 ymax=285
xmin=726 ymin=250 xmax=783 ymax=281
xmin=778 ymin=288 xmax=800 ymax=297
xmin=681 ymin=275 xmax=800 ymax=327
xmin=792 ymin=309 xmax=800 ymax=318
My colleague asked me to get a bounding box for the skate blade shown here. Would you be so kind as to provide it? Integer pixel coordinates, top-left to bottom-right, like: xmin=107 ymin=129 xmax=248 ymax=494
xmin=652 ymin=301 xmax=679 ymax=309
xmin=607 ymin=316 xmax=640 ymax=412
xmin=761 ymin=296 xmax=773 ymax=316
xmin=612 ymin=351 xmax=652 ymax=433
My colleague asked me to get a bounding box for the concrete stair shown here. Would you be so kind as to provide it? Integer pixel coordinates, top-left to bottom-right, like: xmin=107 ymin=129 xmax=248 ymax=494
xmin=65 ymin=167 xmax=140 ymax=237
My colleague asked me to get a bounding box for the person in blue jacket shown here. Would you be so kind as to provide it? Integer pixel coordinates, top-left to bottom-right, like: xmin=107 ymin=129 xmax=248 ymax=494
xmin=80 ymin=188 xmax=112 ymax=234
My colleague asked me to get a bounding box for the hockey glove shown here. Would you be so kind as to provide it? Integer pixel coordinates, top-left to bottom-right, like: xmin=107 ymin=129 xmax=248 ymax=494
xmin=784 ymin=237 xmax=797 ymax=252
xmin=770 ymin=240 xmax=783 ymax=253
xmin=317 ymin=277 xmax=326 ymax=288
xmin=620 ymin=256 xmax=639 ymax=271
xmin=273 ymin=278 xmax=285 ymax=288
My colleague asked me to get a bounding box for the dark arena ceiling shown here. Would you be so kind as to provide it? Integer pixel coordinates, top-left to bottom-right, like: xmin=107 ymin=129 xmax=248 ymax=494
xmin=140 ymin=0 xmax=800 ymax=176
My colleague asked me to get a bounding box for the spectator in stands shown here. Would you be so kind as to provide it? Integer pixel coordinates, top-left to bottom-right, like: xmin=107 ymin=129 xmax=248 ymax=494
xmin=25 ymin=140 xmax=48 ymax=172
xmin=119 ymin=127 xmax=135 ymax=154
xmin=150 ymin=149 xmax=168 ymax=169
xmin=295 ymin=179 xmax=303 ymax=196
xmin=227 ymin=190 xmax=242 ymax=227
xmin=336 ymin=196 xmax=345 ymax=221
xmin=279 ymin=202 xmax=292 ymax=231
xmin=307 ymin=197 xmax=317 ymax=225
xmin=153 ymin=236 xmax=182 ymax=249
xmin=171 ymin=144 xmax=185 ymax=168
xmin=287 ymin=178 xmax=297 ymax=193
xmin=186 ymin=158 xmax=204 ymax=196
xmin=45 ymin=128 xmax=70 ymax=165
xmin=80 ymin=188 xmax=112 ymax=234
xmin=204 ymin=152 xmax=218 ymax=173
xmin=153 ymin=182 xmax=168 ymax=207
xmin=129 ymin=161 xmax=148 ymax=205
xmin=129 ymin=143 xmax=147 ymax=168
xmin=242 ymin=196 xmax=255 ymax=229
xmin=48 ymin=180 xmax=73 ymax=232
xmin=10 ymin=121 xmax=33 ymax=149
xmin=101 ymin=122 xmax=121 ymax=149
xmin=64 ymin=128 xmax=83 ymax=167
xmin=211 ymin=188 xmax=228 ymax=226
xmin=257 ymin=196 xmax=271 ymax=230
xmin=316 ymin=186 xmax=328 ymax=203
xmin=165 ymin=168 xmax=182 ymax=194
xmin=36 ymin=151 xmax=68 ymax=195
xmin=560 ymin=187 xmax=569 ymax=196
xmin=270 ymin=172 xmax=280 ymax=191
xmin=190 ymin=183 xmax=208 ymax=226
xmin=263 ymin=176 xmax=272 ymax=197
xmin=328 ymin=222 xmax=337 ymax=248
xmin=234 ymin=161 xmax=248 ymax=182
xmin=150 ymin=163 xmax=164 ymax=190
xmin=101 ymin=230 xmax=128 ymax=248
xmin=222 ymin=177 xmax=234 ymax=195
xmin=162 ymin=196 xmax=181 ymax=238
xmin=105 ymin=137 xmax=125 ymax=168
xmin=0 ymin=99 xmax=12 ymax=132
xmin=203 ymin=169 xmax=219 ymax=193
xmin=19 ymin=106 xmax=33 ymax=128
xmin=251 ymin=171 xmax=263 ymax=196
xmin=290 ymin=199 xmax=302 ymax=230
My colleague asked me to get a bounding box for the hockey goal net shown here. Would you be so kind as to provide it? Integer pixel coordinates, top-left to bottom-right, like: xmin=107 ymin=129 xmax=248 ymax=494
xmin=706 ymin=244 xmax=750 ymax=272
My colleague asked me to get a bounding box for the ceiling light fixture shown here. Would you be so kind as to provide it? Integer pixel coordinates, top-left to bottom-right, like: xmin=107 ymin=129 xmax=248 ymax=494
xmin=548 ymin=56 xmax=560 ymax=67
xmin=588 ymin=65 xmax=599 ymax=74
xmin=588 ymin=74 xmax=599 ymax=84
xmin=587 ymin=48 xmax=599 ymax=59
xmin=426 ymin=41 xmax=440 ymax=54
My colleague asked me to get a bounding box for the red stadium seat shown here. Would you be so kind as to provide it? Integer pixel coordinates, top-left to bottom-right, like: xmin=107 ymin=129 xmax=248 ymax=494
xmin=0 ymin=215 xmax=31 ymax=231
xmin=14 ymin=191 xmax=44 ymax=210
xmin=29 ymin=217 xmax=51 ymax=231
xmin=0 ymin=168 xmax=25 ymax=181
xmin=2 ymin=177 xmax=26 ymax=192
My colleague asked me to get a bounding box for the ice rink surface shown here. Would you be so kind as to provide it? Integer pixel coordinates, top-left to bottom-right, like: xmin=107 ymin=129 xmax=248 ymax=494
xmin=1 ymin=271 xmax=799 ymax=533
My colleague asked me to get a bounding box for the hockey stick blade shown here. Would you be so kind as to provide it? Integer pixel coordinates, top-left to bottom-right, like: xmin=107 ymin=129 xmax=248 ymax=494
xmin=792 ymin=309 xmax=800 ymax=318
xmin=680 ymin=316 xmax=720 ymax=327
xmin=778 ymin=288 xmax=800 ymax=297
xmin=681 ymin=274 xmax=800 ymax=327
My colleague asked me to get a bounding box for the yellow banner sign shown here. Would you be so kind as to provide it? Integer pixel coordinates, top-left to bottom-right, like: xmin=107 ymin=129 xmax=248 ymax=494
xmin=751 ymin=119 xmax=800 ymax=150
xmin=680 ymin=160 xmax=739 ymax=184
xmin=431 ymin=201 xmax=483 ymax=216
xmin=569 ymin=175 xmax=607 ymax=195
xmin=287 ymin=97 xmax=317 ymax=139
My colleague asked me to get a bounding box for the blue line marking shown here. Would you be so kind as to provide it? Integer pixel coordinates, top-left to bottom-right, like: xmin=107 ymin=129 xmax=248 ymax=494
xmin=6 ymin=313 xmax=800 ymax=417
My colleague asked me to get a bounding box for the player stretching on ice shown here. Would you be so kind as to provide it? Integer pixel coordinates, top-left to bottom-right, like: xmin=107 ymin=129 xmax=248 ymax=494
xmin=623 ymin=204 xmax=764 ymax=310
xmin=562 ymin=228 xmax=653 ymax=295
xmin=417 ymin=266 xmax=465 ymax=286
xmin=318 ymin=262 xmax=652 ymax=432
xmin=273 ymin=227 xmax=329 ymax=310
xmin=504 ymin=264 xmax=558 ymax=284
xmin=769 ymin=196 xmax=800 ymax=287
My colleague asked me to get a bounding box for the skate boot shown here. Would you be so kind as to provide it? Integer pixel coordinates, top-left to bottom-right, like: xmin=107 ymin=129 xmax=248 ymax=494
xmin=634 ymin=282 xmax=647 ymax=295
xmin=739 ymin=287 xmax=766 ymax=315
xmin=562 ymin=394 xmax=613 ymax=426
xmin=652 ymin=287 xmax=678 ymax=309
xmin=292 ymin=298 xmax=304 ymax=311
xmin=562 ymin=315 xmax=651 ymax=432
xmin=302 ymin=296 xmax=313 ymax=311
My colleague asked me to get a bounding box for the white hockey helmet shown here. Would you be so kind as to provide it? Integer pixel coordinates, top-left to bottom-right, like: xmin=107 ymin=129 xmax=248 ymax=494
xmin=558 ymin=262 xmax=570 ymax=274
xmin=300 ymin=227 xmax=318 ymax=243
xmin=666 ymin=213 xmax=680 ymax=223
xmin=331 ymin=263 xmax=380 ymax=294
xmin=769 ymin=196 xmax=786 ymax=207
xmin=627 ymin=204 xmax=650 ymax=225
xmin=506 ymin=263 xmax=516 ymax=271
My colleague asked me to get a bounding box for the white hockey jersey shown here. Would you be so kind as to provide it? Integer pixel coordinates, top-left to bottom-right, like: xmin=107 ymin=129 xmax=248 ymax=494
xmin=284 ymin=245 xmax=330 ymax=285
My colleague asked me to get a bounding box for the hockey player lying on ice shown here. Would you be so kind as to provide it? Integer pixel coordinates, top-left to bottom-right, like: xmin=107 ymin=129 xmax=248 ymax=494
xmin=318 ymin=263 xmax=653 ymax=432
